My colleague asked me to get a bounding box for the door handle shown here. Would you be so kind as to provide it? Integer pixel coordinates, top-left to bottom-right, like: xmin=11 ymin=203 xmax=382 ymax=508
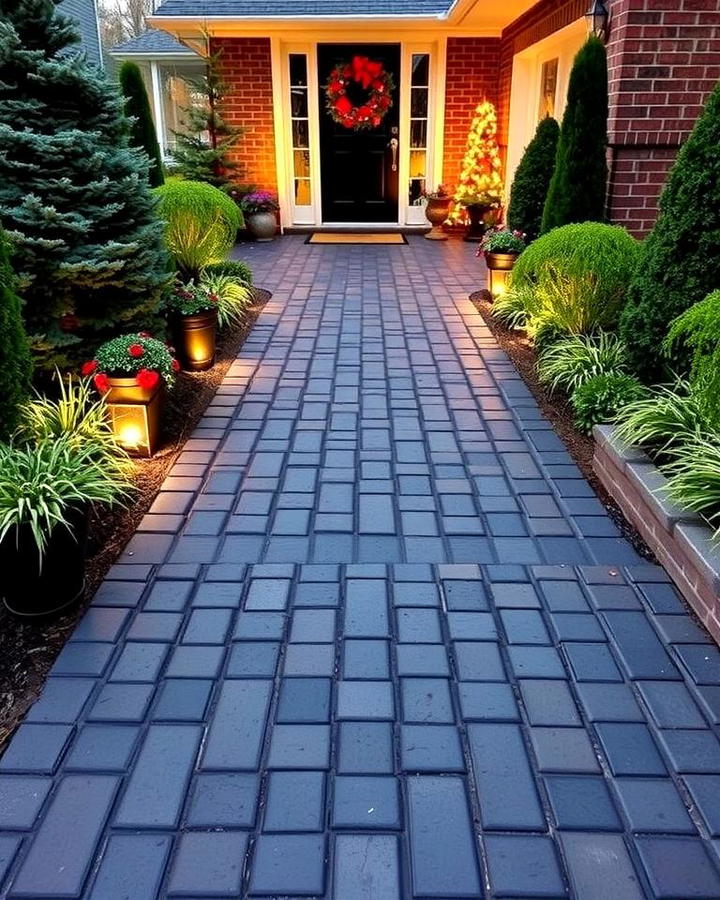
xmin=389 ymin=138 xmax=398 ymax=172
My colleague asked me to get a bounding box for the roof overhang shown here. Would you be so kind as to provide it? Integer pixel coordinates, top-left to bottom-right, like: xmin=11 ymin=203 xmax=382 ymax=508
xmin=148 ymin=0 xmax=540 ymax=40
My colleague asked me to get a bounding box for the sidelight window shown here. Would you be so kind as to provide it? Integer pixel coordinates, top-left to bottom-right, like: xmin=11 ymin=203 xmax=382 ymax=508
xmin=289 ymin=54 xmax=312 ymax=206
xmin=409 ymin=53 xmax=430 ymax=206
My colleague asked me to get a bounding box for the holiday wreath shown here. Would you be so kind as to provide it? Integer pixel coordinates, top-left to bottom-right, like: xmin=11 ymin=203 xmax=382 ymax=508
xmin=325 ymin=55 xmax=395 ymax=131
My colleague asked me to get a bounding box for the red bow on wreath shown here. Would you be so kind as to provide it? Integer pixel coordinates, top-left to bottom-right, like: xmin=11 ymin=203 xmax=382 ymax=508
xmin=351 ymin=55 xmax=383 ymax=89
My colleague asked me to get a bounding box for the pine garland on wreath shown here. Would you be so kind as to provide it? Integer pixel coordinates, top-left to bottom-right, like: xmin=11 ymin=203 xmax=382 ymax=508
xmin=0 ymin=0 xmax=170 ymax=370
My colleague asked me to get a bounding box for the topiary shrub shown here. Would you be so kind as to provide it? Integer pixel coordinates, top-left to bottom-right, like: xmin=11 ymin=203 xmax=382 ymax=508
xmin=541 ymin=37 xmax=608 ymax=234
xmin=507 ymin=117 xmax=560 ymax=243
xmin=0 ymin=229 xmax=32 ymax=441
xmin=571 ymin=373 xmax=646 ymax=434
xmin=154 ymin=180 xmax=243 ymax=280
xmin=119 ymin=61 xmax=164 ymax=189
xmin=619 ymin=82 xmax=720 ymax=381
xmin=510 ymin=222 xmax=641 ymax=334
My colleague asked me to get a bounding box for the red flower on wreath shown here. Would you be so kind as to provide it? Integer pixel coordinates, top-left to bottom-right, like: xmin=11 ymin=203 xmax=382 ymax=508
xmin=128 ymin=343 xmax=144 ymax=358
xmin=325 ymin=55 xmax=395 ymax=132
xmin=81 ymin=360 xmax=98 ymax=376
xmin=136 ymin=368 xmax=160 ymax=390
xmin=93 ymin=373 xmax=110 ymax=394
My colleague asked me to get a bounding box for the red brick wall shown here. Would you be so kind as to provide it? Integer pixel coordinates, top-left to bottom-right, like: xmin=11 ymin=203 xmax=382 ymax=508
xmin=498 ymin=0 xmax=587 ymax=147
xmin=442 ymin=38 xmax=501 ymax=189
xmin=606 ymin=0 xmax=720 ymax=236
xmin=211 ymin=37 xmax=277 ymax=193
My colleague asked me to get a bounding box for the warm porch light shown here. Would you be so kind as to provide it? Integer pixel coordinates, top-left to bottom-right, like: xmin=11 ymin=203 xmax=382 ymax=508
xmin=107 ymin=391 xmax=162 ymax=458
xmin=585 ymin=0 xmax=610 ymax=41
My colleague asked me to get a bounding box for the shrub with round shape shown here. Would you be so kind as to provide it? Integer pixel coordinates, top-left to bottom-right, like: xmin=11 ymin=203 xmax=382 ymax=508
xmin=510 ymin=222 xmax=641 ymax=335
xmin=154 ymin=180 xmax=243 ymax=280
xmin=570 ymin=373 xmax=646 ymax=434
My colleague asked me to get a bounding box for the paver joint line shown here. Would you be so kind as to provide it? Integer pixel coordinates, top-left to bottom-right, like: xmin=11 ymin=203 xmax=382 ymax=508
xmin=1 ymin=238 xmax=719 ymax=900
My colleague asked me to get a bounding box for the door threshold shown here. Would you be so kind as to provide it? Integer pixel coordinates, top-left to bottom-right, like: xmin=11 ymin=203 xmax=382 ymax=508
xmin=285 ymin=224 xmax=429 ymax=234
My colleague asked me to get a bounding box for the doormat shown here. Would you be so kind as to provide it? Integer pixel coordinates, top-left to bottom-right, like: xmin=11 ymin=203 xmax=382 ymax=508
xmin=306 ymin=232 xmax=407 ymax=245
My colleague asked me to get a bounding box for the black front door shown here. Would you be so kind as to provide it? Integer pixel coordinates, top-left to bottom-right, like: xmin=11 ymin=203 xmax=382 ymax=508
xmin=318 ymin=43 xmax=400 ymax=223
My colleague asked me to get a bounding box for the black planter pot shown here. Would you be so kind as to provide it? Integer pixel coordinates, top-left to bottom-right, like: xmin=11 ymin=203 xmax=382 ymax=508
xmin=464 ymin=203 xmax=492 ymax=242
xmin=172 ymin=308 xmax=218 ymax=372
xmin=0 ymin=506 xmax=88 ymax=617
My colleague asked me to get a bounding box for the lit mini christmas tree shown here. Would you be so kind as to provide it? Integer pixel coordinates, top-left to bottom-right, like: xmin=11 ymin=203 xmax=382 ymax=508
xmin=450 ymin=100 xmax=504 ymax=224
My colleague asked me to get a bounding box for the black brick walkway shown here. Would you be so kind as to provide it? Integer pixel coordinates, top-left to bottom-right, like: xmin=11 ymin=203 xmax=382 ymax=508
xmin=2 ymin=237 xmax=720 ymax=898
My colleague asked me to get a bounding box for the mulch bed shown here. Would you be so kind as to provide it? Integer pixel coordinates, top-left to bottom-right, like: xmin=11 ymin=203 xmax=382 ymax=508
xmin=469 ymin=290 xmax=656 ymax=564
xmin=0 ymin=288 xmax=270 ymax=751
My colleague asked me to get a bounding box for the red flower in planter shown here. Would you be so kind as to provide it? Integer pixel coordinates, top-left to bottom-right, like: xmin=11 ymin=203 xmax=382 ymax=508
xmin=136 ymin=368 xmax=160 ymax=390
xmin=93 ymin=373 xmax=110 ymax=394
xmin=81 ymin=360 xmax=98 ymax=376
xmin=128 ymin=343 xmax=144 ymax=358
xmin=171 ymin=358 xmax=181 ymax=372
xmin=138 ymin=331 xmax=152 ymax=338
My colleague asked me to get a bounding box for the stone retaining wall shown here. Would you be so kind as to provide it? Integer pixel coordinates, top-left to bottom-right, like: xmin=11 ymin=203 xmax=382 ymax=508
xmin=593 ymin=424 xmax=720 ymax=643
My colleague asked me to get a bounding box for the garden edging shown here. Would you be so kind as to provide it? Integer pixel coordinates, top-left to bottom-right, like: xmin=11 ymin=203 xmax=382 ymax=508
xmin=593 ymin=423 xmax=720 ymax=643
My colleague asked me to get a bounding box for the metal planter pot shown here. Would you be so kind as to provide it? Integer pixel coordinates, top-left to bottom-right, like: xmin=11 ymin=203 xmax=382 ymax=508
xmin=173 ymin=308 xmax=218 ymax=372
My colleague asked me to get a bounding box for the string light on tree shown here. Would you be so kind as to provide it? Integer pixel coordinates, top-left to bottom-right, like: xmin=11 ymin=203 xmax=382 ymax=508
xmin=450 ymin=100 xmax=504 ymax=230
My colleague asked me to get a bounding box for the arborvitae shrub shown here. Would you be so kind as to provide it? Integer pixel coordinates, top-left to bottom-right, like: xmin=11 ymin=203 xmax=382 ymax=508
xmin=541 ymin=37 xmax=608 ymax=234
xmin=119 ymin=61 xmax=164 ymax=189
xmin=0 ymin=229 xmax=33 ymax=441
xmin=507 ymin=117 xmax=560 ymax=242
xmin=619 ymin=82 xmax=720 ymax=381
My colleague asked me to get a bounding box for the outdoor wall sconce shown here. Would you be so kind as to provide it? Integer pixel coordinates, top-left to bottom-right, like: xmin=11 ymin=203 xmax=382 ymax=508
xmin=585 ymin=0 xmax=610 ymax=41
xmin=106 ymin=382 xmax=163 ymax=458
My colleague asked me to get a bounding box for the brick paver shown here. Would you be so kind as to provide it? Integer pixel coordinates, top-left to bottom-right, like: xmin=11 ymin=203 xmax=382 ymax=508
xmin=2 ymin=237 xmax=720 ymax=898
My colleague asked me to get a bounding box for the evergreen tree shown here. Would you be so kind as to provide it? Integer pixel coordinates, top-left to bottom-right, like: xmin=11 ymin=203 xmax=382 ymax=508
xmin=0 ymin=0 xmax=169 ymax=370
xmin=119 ymin=60 xmax=164 ymax=189
xmin=541 ymin=37 xmax=608 ymax=234
xmin=171 ymin=41 xmax=243 ymax=188
xmin=450 ymin=100 xmax=504 ymax=222
xmin=619 ymin=81 xmax=720 ymax=381
xmin=0 ymin=228 xmax=33 ymax=442
xmin=507 ymin=117 xmax=560 ymax=242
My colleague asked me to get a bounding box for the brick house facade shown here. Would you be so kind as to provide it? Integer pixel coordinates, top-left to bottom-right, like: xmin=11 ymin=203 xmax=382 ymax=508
xmin=144 ymin=0 xmax=720 ymax=236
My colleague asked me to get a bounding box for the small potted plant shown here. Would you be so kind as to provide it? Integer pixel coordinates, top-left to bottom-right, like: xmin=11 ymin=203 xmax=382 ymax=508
xmin=423 ymin=185 xmax=452 ymax=241
xmin=480 ymin=228 xmax=527 ymax=298
xmin=164 ymin=281 xmax=219 ymax=371
xmin=458 ymin=190 xmax=502 ymax=242
xmin=240 ymin=191 xmax=279 ymax=242
xmin=83 ymin=333 xmax=178 ymax=401
xmin=0 ymin=436 xmax=130 ymax=616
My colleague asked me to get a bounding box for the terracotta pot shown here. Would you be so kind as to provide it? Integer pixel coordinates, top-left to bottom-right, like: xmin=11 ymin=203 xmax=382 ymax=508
xmin=172 ymin=308 xmax=218 ymax=372
xmin=1 ymin=505 xmax=88 ymax=617
xmin=246 ymin=211 xmax=277 ymax=242
xmin=424 ymin=197 xmax=451 ymax=240
xmin=464 ymin=203 xmax=493 ymax=242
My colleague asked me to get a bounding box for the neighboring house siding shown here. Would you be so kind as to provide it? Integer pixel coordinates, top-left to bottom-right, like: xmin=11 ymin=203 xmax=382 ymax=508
xmin=212 ymin=38 xmax=278 ymax=194
xmin=606 ymin=0 xmax=720 ymax=236
xmin=443 ymin=38 xmax=502 ymax=189
xmin=59 ymin=0 xmax=103 ymax=66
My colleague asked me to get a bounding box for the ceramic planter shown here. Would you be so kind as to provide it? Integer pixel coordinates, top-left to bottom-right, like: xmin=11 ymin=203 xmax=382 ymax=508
xmin=1 ymin=505 xmax=88 ymax=617
xmin=173 ymin=308 xmax=218 ymax=372
xmin=424 ymin=197 xmax=451 ymax=240
xmin=246 ymin=211 xmax=277 ymax=242
xmin=105 ymin=375 xmax=165 ymax=457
